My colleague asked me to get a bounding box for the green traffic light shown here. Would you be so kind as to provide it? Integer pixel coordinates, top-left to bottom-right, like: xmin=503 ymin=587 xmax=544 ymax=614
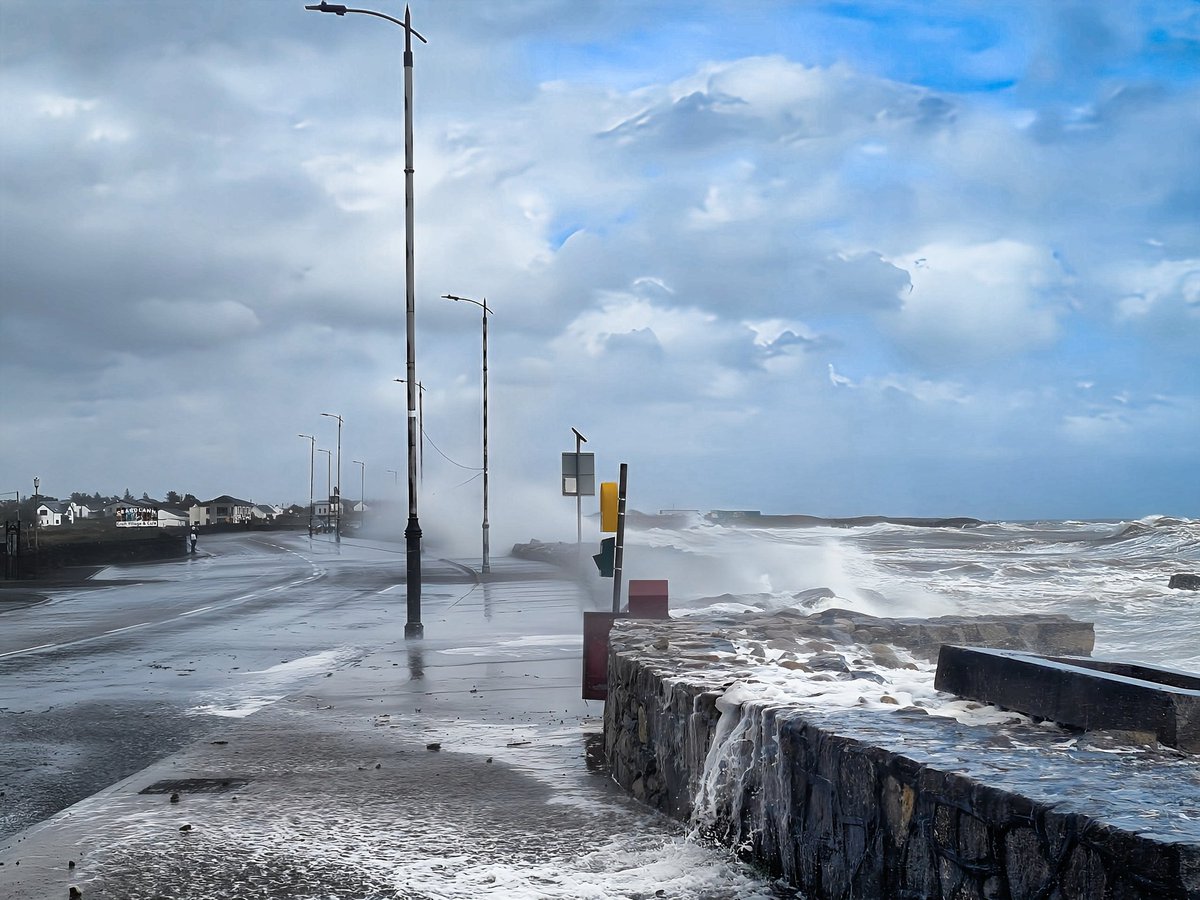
xmin=593 ymin=537 xmax=615 ymax=577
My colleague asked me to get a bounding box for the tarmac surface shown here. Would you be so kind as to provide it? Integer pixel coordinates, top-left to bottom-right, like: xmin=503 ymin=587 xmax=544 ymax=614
xmin=0 ymin=539 xmax=793 ymax=899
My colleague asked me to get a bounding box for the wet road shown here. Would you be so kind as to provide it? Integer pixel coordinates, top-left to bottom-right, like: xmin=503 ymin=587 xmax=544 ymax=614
xmin=1 ymin=533 xmax=796 ymax=899
xmin=0 ymin=533 xmax=451 ymax=842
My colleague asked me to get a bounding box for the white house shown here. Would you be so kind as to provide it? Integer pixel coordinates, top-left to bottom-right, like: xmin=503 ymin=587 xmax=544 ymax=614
xmin=36 ymin=501 xmax=68 ymax=527
xmin=190 ymin=496 xmax=255 ymax=526
xmin=157 ymin=507 xmax=189 ymax=528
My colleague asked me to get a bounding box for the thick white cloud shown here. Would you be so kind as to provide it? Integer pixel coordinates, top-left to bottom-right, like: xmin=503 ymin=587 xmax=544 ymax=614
xmin=884 ymin=240 xmax=1065 ymax=366
xmin=1 ymin=1 xmax=1197 ymax=519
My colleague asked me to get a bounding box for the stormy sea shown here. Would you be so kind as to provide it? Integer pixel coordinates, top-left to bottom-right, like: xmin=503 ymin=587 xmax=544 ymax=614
xmin=626 ymin=513 xmax=1200 ymax=672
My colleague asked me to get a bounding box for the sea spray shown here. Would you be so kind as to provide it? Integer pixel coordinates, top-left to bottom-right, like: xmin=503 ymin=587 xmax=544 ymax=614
xmin=630 ymin=516 xmax=1200 ymax=670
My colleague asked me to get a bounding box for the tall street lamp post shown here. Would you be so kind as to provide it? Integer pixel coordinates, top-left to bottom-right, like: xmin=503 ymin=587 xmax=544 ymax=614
xmin=298 ymin=433 xmax=316 ymax=537
xmin=442 ymin=294 xmax=491 ymax=574
xmin=353 ymin=459 xmax=365 ymax=526
xmin=321 ymin=412 xmax=343 ymax=543
xmin=317 ymin=448 xmax=332 ymax=534
xmin=306 ymin=1 xmax=427 ymax=637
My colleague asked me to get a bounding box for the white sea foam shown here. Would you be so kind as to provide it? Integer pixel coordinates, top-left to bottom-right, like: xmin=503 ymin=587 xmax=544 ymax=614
xmin=439 ymin=634 xmax=584 ymax=657
xmin=188 ymin=646 xmax=362 ymax=718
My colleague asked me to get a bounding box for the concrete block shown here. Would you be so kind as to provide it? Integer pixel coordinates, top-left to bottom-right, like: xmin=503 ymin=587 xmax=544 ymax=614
xmin=935 ymin=645 xmax=1200 ymax=752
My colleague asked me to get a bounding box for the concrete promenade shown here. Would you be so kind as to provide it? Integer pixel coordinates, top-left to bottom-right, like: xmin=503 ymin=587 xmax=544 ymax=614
xmin=0 ymin=553 xmax=788 ymax=900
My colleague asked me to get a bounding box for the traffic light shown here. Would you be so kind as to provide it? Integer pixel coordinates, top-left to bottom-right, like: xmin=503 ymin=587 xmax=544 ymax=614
xmin=593 ymin=537 xmax=615 ymax=577
xmin=600 ymin=481 xmax=618 ymax=532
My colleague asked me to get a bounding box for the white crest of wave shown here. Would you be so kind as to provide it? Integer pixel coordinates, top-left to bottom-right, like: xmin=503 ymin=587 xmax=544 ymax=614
xmin=631 ymin=524 xmax=956 ymax=618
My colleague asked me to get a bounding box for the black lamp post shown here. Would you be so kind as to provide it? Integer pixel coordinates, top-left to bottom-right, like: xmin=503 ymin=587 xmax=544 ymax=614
xmin=306 ymin=1 xmax=428 ymax=637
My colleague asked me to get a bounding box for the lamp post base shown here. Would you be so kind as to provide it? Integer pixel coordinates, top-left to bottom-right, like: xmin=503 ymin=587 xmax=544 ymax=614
xmin=405 ymin=515 xmax=423 ymax=638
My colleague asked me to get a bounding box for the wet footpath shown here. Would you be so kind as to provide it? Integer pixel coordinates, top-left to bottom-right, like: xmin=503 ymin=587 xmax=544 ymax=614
xmin=0 ymin=552 xmax=793 ymax=900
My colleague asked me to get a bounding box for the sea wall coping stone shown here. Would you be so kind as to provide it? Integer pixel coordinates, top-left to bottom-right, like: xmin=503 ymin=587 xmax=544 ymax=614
xmin=935 ymin=645 xmax=1200 ymax=752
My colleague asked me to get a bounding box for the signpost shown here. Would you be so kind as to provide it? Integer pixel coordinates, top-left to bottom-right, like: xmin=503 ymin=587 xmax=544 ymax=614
xmin=561 ymin=428 xmax=595 ymax=556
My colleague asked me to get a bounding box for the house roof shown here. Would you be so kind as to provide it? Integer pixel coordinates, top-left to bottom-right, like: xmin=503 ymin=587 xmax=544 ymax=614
xmin=200 ymin=495 xmax=255 ymax=507
xmin=38 ymin=500 xmax=68 ymax=513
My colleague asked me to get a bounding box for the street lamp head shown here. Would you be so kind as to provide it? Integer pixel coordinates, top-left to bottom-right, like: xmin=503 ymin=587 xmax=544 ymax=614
xmin=304 ymin=3 xmax=427 ymax=42
xmin=442 ymin=293 xmax=492 ymax=316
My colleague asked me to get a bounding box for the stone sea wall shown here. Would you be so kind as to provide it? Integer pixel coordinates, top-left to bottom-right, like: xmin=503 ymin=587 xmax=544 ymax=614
xmin=604 ymin=610 xmax=1200 ymax=899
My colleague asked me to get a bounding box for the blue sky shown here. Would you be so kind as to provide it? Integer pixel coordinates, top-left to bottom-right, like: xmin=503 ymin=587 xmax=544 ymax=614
xmin=1 ymin=0 xmax=1197 ymax=535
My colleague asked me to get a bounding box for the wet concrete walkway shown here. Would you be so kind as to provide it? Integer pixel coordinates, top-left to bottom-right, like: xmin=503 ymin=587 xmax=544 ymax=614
xmin=0 ymin=549 xmax=793 ymax=899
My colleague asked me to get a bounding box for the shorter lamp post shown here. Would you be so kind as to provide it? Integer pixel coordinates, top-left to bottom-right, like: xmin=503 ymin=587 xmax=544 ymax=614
xmin=317 ymin=448 xmax=332 ymax=535
xmin=298 ymin=433 xmax=316 ymax=536
xmin=353 ymin=459 xmax=365 ymax=528
xmin=393 ymin=379 xmax=425 ymax=483
xmin=321 ymin=412 xmax=343 ymax=543
xmin=441 ymin=294 xmax=491 ymax=574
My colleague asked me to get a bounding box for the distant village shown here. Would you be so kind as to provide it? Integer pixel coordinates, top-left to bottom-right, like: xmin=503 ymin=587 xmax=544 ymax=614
xmin=1 ymin=491 xmax=359 ymax=532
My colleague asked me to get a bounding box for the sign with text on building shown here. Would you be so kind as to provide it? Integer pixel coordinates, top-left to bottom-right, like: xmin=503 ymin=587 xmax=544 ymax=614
xmin=561 ymin=452 xmax=596 ymax=496
xmin=115 ymin=506 xmax=158 ymax=528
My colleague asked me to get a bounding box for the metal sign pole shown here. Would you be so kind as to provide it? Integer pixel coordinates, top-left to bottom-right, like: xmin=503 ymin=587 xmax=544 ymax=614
xmin=575 ymin=431 xmax=583 ymax=546
xmin=612 ymin=462 xmax=628 ymax=613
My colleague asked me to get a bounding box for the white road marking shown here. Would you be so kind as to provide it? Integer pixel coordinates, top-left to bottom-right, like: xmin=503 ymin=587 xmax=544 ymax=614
xmin=102 ymin=622 xmax=151 ymax=636
xmin=0 ymin=563 xmax=327 ymax=660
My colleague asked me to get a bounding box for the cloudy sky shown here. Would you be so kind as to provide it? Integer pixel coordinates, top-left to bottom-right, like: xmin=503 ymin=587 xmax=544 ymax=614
xmin=2 ymin=0 xmax=1197 ymax=537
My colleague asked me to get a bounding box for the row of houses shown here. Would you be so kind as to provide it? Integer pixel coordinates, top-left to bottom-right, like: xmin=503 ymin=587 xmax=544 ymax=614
xmin=34 ymin=496 xmax=285 ymax=530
